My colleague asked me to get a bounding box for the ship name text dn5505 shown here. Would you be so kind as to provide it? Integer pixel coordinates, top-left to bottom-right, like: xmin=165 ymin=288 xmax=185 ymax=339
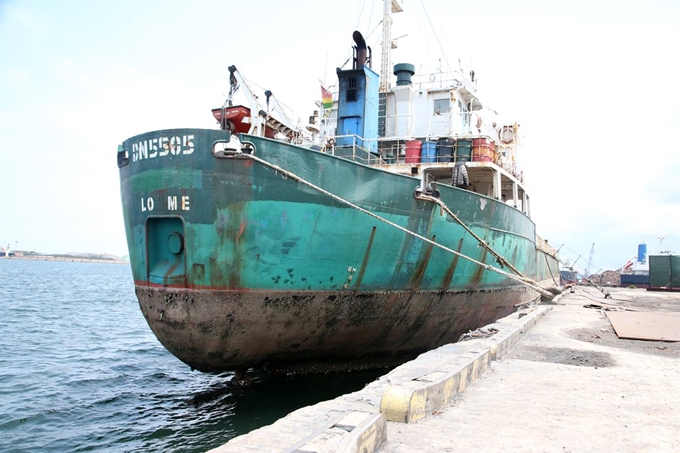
xmin=132 ymin=135 xmax=195 ymax=162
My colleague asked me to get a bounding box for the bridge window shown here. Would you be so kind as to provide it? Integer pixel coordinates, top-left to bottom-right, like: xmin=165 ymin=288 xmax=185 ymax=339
xmin=434 ymin=98 xmax=450 ymax=114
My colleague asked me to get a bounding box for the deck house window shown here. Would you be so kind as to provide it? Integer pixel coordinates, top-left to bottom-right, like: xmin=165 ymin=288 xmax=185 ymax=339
xmin=458 ymin=100 xmax=470 ymax=127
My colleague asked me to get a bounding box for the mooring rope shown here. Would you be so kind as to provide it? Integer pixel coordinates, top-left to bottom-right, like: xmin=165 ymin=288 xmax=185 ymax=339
xmin=416 ymin=193 xmax=557 ymax=297
xmin=228 ymin=149 xmax=555 ymax=300
xmin=544 ymin=251 xmax=560 ymax=286
xmin=415 ymin=193 xmax=525 ymax=277
xmin=556 ymin=255 xmax=611 ymax=299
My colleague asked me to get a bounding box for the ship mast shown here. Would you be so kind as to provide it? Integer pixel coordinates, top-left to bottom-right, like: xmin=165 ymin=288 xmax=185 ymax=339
xmin=380 ymin=0 xmax=392 ymax=93
xmin=380 ymin=0 xmax=403 ymax=93
xmin=378 ymin=1 xmax=403 ymax=138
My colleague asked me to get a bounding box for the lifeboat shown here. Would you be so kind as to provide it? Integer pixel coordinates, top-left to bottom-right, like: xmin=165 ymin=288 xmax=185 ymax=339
xmin=211 ymin=105 xmax=251 ymax=134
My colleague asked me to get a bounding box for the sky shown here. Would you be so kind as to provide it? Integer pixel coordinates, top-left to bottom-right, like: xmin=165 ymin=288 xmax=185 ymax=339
xmin=1 ymin=0 xmax=678 ymax=272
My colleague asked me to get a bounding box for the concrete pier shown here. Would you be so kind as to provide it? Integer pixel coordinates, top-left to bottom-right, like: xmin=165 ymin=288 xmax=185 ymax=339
xmin=208 ymin=287 xmax=680 ymax=453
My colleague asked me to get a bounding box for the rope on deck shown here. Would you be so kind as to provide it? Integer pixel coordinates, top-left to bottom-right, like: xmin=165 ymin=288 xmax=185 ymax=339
xmin=228 ymin=149 xmax=555 ymax=300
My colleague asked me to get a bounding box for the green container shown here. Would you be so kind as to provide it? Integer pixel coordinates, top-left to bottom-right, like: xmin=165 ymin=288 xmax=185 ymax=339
xmin=649 ymin=254 xmax=680 ymax=289
xmin=455 ymin=139 xmax=472 ymax=162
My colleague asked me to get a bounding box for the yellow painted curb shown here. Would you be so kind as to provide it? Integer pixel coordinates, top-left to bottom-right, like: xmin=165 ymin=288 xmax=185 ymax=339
xmin=337 ymin=412 xmax=386 ymax=453
xmin=380 ymin=306 xmax=549 ymax=424
xmin=380 ymin=349 xmax=490 ymax=423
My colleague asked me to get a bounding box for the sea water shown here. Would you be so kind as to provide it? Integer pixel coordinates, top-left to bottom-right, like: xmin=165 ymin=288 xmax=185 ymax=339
xmin=0 ymin=259 xmax=383 ymax=452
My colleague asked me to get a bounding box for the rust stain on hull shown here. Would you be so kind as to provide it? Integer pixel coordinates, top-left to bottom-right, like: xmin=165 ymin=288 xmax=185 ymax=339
xmin=441 ymin=237 xmax=464 ymax=289
xmin=407 ymin=235 xmax=436 ymax=290
xmin=352 ymin=226 xmax=376 ymax=289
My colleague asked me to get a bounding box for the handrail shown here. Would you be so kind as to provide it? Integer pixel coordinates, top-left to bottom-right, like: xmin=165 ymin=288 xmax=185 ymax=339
xmin=408 ymin=69 xmax=475 ymax=92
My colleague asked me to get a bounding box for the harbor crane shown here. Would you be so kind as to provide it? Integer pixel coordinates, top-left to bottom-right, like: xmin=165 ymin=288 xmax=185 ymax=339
xmin=585 ymin=243 xmax=595 ymax=278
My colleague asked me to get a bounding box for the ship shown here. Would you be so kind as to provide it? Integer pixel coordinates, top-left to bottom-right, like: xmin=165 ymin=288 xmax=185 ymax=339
xmin=117 ymin=1 xmax=559 ymax=376
xmin=0 ymin=245 xmax=15 ymax=258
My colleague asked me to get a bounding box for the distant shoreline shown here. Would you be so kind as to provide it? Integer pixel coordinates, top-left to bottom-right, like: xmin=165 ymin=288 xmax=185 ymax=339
xmin=3 ymin=256 xmax=129 ymax=265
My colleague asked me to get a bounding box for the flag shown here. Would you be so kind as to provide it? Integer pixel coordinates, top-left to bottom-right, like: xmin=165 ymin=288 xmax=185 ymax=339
xmin=321 ymin=85 xmax=333 ymax=111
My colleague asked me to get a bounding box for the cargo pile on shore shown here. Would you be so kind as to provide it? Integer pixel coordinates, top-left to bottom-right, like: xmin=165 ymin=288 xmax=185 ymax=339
xmin=587 ymin=270 xmax=620 ymax=286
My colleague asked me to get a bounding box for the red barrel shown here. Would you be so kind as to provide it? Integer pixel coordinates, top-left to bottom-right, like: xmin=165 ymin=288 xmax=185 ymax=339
xmin=405 ymin=140 xmax=422 ymax=163
xmin=473 ymin=138 xmax=495 ymax=162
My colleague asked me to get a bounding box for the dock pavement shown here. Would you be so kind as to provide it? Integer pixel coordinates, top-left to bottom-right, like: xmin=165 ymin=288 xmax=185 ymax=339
xmin=208 ymin=287 xmax=680 ymax=453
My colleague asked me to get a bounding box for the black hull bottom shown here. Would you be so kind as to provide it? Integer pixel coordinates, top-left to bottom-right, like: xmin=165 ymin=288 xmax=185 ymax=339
xmin=136 ymin=284 xmax=546 ymax=373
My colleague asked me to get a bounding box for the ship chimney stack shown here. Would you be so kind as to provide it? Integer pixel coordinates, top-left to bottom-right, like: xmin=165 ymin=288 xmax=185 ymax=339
xmin=335 ymin=31 xmax=379 ymax=155
xmin=353 ymin=31 xmax=369 ymax=68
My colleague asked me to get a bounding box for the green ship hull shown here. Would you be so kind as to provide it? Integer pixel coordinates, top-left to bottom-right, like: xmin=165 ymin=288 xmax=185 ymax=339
xmin=118 ymin=129 xmax=558 ymax=373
